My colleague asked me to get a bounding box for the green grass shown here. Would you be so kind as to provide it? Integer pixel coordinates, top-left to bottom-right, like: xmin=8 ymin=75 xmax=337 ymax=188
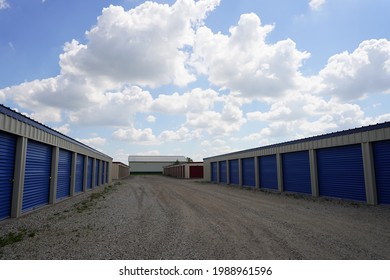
xmin=74 ymin=184 xmax=117 ymax=213
xmin=0 ymin=229 xmax=36 ymax=248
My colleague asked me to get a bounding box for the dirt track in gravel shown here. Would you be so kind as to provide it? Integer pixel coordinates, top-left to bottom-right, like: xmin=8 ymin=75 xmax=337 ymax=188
xmin=1 ymin=175 xmax=390 ymax=259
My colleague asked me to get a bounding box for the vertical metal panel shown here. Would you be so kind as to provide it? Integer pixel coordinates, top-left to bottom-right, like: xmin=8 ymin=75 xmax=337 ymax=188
xmin=56 ymin=149 xmax=71 ymax=200
xmin=317 ymin=144 xmax=366 ymax=201
xmin=282 ymin=151 xmax=311 ymax=194
xmin=101 ymin=161 xmax=105 ymax=184
xmin=219 ymin=161 xmax=227 ymax=183
xmin=242 ymin=157 xmax=255 ymax=187
xmin=23 ymin=140 xmax=52 ymax=212
xmin=259 ymin=155 xmax=278 ymax=190
xmin=105 ymin=161 xmax=109 ymax=183
xmin=372 ymin=140 xmax=390 ymax=204
xmin=189 ymin=166 xmax=203 ymax=178
xmin=0 ymin=131 xmax=16 ymax=220
xmin=87 ymin=157 xmax=93 ymax=189
xmin=75 ymin=154 xmax=84 ymax=193
xmin=229 ymin=159 xmax=239 ymax=185
xmin=211 ymin=162 xmax=217 ymax=182
xmin=95 ymin=159 xmax=100 ymax=186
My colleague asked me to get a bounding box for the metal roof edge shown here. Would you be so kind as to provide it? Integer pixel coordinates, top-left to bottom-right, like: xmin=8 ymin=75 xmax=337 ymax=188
xmin=0 ymin=104 xmax=112 ymax=160
xmin=203 ymin=121 xmax=390 ymax=160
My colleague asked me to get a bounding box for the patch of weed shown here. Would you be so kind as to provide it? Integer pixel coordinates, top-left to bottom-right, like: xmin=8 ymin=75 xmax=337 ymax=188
xmin=0 ymin=229 xmax=36 ymax=248
xmin=73 ymin=184 xmax=117 ymax=213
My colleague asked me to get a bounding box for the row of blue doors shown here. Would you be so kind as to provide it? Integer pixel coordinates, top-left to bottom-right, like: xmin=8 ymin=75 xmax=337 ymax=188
xmin=210 ymin=141 xmax=390 ymax=204
xmin=0 ymin=131 xmax=109 ymax=220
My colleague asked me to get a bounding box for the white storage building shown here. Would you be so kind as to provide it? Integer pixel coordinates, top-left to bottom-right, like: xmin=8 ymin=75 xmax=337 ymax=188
xmin=128 ymin=155 xmax=187 ymax=174
xmin=0 ymin=104 xmax=112 ymax=221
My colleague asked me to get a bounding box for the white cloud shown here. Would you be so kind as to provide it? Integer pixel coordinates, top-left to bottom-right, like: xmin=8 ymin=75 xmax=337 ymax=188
xmin=246 ymin=92 xmax=367 ymax=143
xmin=0 ymin=0 xmax=10 ymax=10
xmin=151 ymin=88 xmax=219 ymax=114
xmin=159 ymin=126 xmax=201 ymax=142
xmin=112 ymin=126 xmax=159 ymax=145
xmin=318 ymin=39 xmax=390 ymax=101
xmin=146 ymin=115 xmax=156 ymax=123
xmin=59 ymin=1 xmax=219 ymax=88
xmin=191 ymin=13 xmax=310 ymax=99
xmin=77 ymin=137 xmax=106 ymax=147
xmin=309 ymin=0 xmax=326 ymax=11
xmin=69 ymin=85 xmax=153 ymax=126
xmin=53 ymin=124 xmax=71 ymax=135
xmin=0 ymin=1 xmax=220 ymax=124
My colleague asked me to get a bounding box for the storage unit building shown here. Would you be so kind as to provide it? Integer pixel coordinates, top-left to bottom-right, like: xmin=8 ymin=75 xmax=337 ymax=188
xmin=163 ymin=162 xmax=204 ymax=179
xmin=129 ymin=155 xmax=187 ymax=174
xmin=111 ymin=162 xmax=130 ymax=180
xmin=0 ymin=104 xmax=112 ymax=221
xmin=204 ymin=122 xmax=390 ymax=205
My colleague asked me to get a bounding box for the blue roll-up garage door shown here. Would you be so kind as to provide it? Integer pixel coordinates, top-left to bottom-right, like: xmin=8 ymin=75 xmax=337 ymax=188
xmin=229 ymin=159 xmax=239 ymax=185
xmin=211 ymin=162 xmax=217 ymax=182
xmin=23 ymin=140 xmax=52 ymax=212
xmin=373 ymin=140 xmax=390 ymax=204
xmin=259 ymin=155 xmax=278 ymax=190
xmin=87 ymin=157 xmax=93 ymax=189
xmin=75 ymin=154 xmax=84 ymax=193
xmin=219 ymin=161 xmax=227 ymax=183
xmin=317 ymin=144 xmax=366 ymax=201
xmin=95 ymin=160 xmax=100 ymax=186
xmin=242 ymin=157 xmax=255 ymax=187
xmin=282 ymin=151 xmax=311 ymax=194
xmin=101 ymin=161 xmax=105 ymax=184
xmin=106 ymin=162 xmax=109 ymax=183
xmin=56 ymin=149 xmax=71 ymax=200
xmin=0 ymin=131 xmax=16 ymax=220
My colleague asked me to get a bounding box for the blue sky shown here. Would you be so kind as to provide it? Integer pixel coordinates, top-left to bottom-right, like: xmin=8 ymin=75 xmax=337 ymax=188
xmin=1 ymin=0 xmax=390 ymax=162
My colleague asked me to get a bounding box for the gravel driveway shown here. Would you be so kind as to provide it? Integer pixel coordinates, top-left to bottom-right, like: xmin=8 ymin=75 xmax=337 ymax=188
xmin=1 ymin=175 xmax=390 ymax=259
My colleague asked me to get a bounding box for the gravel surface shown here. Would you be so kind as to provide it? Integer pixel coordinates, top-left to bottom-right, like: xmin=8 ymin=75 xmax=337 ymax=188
xmin=1 ymin=175 xmax=390 ymax=260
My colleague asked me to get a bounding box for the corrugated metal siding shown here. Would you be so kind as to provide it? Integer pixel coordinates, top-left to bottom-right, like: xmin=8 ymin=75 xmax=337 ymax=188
xmin=0 ymin=131 xmax=16 ymax=220
xmin=75 ymin=154 xmax=84 ymax=193
xmin=229 ymin=159 xmax=239 ymax=185
xmin=282 ymin=151 xmax=311 ymax=194
xmin=211 ymin=162 xmax=217 ymax=182
xmin=101 ymin=161 xmax=106 ymax=184
xmin=317 ymin=144 xmax=366 ymax=201
xmin=189 ymin=166 xmax=203 ymax=178
xmin=87 ymin=157 xmax=93 ymax=189
xmin=56 ymin=149 xmax=71 ymax=200
xmin=105 ymin=161 xmax=109 ymax=183
xmin=219 ymin=161 xmax=227 ymax=183
xmin=259 ymin=155 xmax=278 ymax=190
xmin=95 ymin=159 xmax=100 ymax=186
xmin=242 ymin=157 xmax=255 ymax=187
xmin=373 ymin=140 xmax=390 ymax=204
xmin=23 ymin=140 xmax=52 ymax=212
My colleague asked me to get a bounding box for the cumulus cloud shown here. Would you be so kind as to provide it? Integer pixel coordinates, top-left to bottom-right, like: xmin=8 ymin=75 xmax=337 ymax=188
xmin=112 ymin=126 xmax=159 ymax=145
xmin=69 ymin=85 xmax=153 ymax=126
xmin=159 ymin=126 xmax=201 ymax=142
xmin=191 ymin=13 xmax=310 ymax=99
xmin=0 ymin=0 xmax=220 ymax=125
xmin=53 ymin=123 xmax=71 ymax=135
xmin=246 ymin=91 xmax=367 ymax=143
xmin=318 ymin=39 xmax=390 ymax=101
xmin=151 ymin=88 xmax=219 ymax=114
xmin=146 ymin=115 xmax=156 ymax=123
xmin=77 ymin=137 xmax=106 ymax=147
xmin=60 ymin=1 xmax=219 ymax=88
xmin=0 ymin=0 xmax=10 ymax=10
xmin=309 ymin=0 xmax=326 ymax=11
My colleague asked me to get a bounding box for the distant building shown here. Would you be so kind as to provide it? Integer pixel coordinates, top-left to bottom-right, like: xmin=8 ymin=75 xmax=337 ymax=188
xmin=111 ymin=162 xmax=130 ymax=179
xmin=163 ymin=162 xmax=204 ymax=179
xmin=128 ymin=155 xmax=187 ymax=174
